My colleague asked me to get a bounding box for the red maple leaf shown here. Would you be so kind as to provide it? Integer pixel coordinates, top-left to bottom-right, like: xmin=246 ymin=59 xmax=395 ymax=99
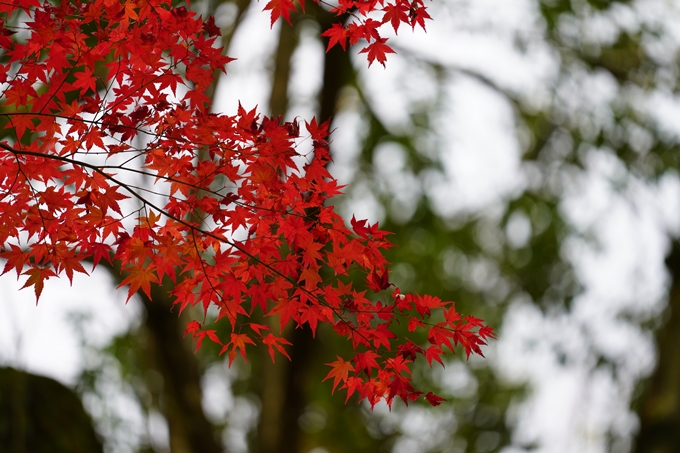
xmin=190 ymin=330 xmax=223 ymax=353
xmin=7 ymin=114 xmax=35 ymax=141
xmin=359 ymin=38 xmax=396 ymax=67
xmin=382 ymin=2 xmax=409 ymax=34
xmin=321 ymin=23 xmax=349 ymax=52
xmin=220 ymin=333 xmax=256 ymax=366
xmin=410 ymin=4 xmax=432 ymax=31
xmin=4 ymin=80 xmax=37 ymax=107
xmin=387 ymin=374 xmax=418 ymax=407
xmin=21 ymin=266 xmax=56 ymax=303
xmin=203 ymin=16 xmax=221 ymax=37
xmin=72 ymin=68 xmax=97 ymax=95
xmin=354 ymin=351 xmax=381 ymax=374
xmin=368 ymin=267 xmax=390 ymax=291
xmin=263 ymin=0 xmax=296 ymax=26
xmin=425 ymin=392 xmax=445 ymax=406
xmin=117 ymin=265 xmax=159 ymax=302
xmin=184 ymin=320 xmax=202 ymax=337
xmin=262 ymin=333 xmax=292 ymax=362
xmin=324 ymin=356 xmax=354 ymax=393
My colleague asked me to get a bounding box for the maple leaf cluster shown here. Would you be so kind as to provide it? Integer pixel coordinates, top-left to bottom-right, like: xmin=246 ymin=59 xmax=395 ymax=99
xmin=264 ymin=0 xmax=431 ymax=66
xmin=0 ymin=0 xmax=493 ymax=408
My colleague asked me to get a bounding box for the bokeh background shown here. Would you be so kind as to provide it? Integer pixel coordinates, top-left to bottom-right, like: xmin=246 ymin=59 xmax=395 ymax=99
xmin=2 ymin=0 xmax=680 ymax=452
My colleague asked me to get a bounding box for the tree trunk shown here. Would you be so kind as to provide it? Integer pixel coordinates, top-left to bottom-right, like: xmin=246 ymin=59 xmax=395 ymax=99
xmin=140 ymin=280 xmax=224 ymax=453
xmin=634 ymin=240 xmax=680 ymax=453
xmin=101 ymin=258 xmax=224 ymax=453
xmin=0 ymin=367 xmax=103 ymax=453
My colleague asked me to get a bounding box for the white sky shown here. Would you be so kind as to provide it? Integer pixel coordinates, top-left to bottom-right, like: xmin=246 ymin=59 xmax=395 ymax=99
xmin=0 ymin=265 xmax=139 ymax=385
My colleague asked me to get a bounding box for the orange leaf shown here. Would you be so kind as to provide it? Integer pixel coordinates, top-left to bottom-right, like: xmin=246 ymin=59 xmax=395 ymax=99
xmin=220 ymin=333 xmax=256 ymax=366
xmin=21 ymin=266 xmax=56 ymax=304
xmin=117 ymin=265 xmax=159 ymax=302
xmin=59 ymin=254 xmax=89 ymax=285
xmin=262 ymin=333 xmax=292 ymax=362
xmin=323 ymin=356 xmax=354 ymax=393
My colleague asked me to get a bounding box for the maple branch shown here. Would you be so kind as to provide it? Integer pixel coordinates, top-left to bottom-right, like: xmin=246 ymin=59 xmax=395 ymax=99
xmin=0 ymin=163 xmax=21 ymax=204
xmin=1 ymin=112 xmax=160 ymax=142
xmin=37 ymin=53 xmax=85 ymax=115
xmin=11 ymin=155 xmax=51 ymax=242
xmin=0 ymin=142 xmax=348 ymax=323
xmin=0 ymin=139 xmax=234 ymax=198
xmin=0 ymin=111 xmax=297 ymax=164
xmin=0 ymin=0 xmax=493 ymax=410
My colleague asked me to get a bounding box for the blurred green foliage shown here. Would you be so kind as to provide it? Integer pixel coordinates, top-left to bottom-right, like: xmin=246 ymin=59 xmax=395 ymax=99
xmin=6 ymin=0 xmax=677 ymax=451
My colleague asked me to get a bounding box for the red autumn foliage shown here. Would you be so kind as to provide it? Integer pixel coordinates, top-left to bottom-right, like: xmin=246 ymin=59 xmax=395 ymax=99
xmin=0 ymin=0 xmax=495 ymax=409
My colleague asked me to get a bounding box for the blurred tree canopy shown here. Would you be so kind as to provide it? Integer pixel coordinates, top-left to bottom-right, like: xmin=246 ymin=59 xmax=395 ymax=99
xmin=3 ymin=0 xmax=680 ymax=452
